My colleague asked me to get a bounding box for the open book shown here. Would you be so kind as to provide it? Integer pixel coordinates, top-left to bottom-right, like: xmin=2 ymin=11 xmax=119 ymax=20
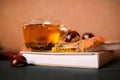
xmin=86 ymin=41 xmax=120 ymax=52
xmin=21 ymin=51 xmax=114 ymax=69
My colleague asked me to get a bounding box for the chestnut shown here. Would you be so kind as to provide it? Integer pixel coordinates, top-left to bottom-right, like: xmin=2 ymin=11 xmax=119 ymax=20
xmin=3 ymin=50 xmax=17 ymax=59
xmin=82 ymin=32 xmax=94 ymax=40
xmin=10 ymin=55 xmax=27 ymax=67
xmin=65 ymin=30 xmax=80 ymax=42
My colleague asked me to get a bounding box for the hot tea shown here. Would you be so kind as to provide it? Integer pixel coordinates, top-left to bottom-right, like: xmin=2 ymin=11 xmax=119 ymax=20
xmin=23 ymin=23 xmax=65 ymax=51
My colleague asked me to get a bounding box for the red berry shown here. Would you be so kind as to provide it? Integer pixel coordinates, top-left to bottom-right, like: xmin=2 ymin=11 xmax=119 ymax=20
xmin=10 ymin=55 xmax=27 ymax=67
xmin=82 ymin=33 xmax=94 ymax=40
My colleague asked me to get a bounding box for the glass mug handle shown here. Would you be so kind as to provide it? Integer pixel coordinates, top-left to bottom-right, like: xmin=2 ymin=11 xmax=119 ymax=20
xmin=55 ymin=24 xmax=68 ymax=47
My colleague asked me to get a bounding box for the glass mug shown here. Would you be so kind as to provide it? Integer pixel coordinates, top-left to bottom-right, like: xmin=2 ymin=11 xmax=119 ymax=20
xmin=22 ymin=19 xmax=67 ymax=51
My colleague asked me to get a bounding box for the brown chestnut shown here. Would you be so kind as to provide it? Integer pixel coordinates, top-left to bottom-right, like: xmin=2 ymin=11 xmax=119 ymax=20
xmin=3 ymin=50 xmax=17 ymax=59
xmin=82 ymin=32 xmax=94 ymax=40
xmin=65 ymin=30 xmax=80 ymax=42
xmin=10 ymin=55 xmax=27 ymax=67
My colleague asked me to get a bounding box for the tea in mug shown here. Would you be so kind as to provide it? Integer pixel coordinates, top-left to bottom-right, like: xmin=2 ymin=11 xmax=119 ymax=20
xmin=23 ymin=24 xmax=62 ymax=51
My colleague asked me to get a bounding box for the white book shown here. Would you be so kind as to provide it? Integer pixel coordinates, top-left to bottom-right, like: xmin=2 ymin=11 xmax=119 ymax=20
xmin=21 ymin=51 xmax=114 ymax=69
